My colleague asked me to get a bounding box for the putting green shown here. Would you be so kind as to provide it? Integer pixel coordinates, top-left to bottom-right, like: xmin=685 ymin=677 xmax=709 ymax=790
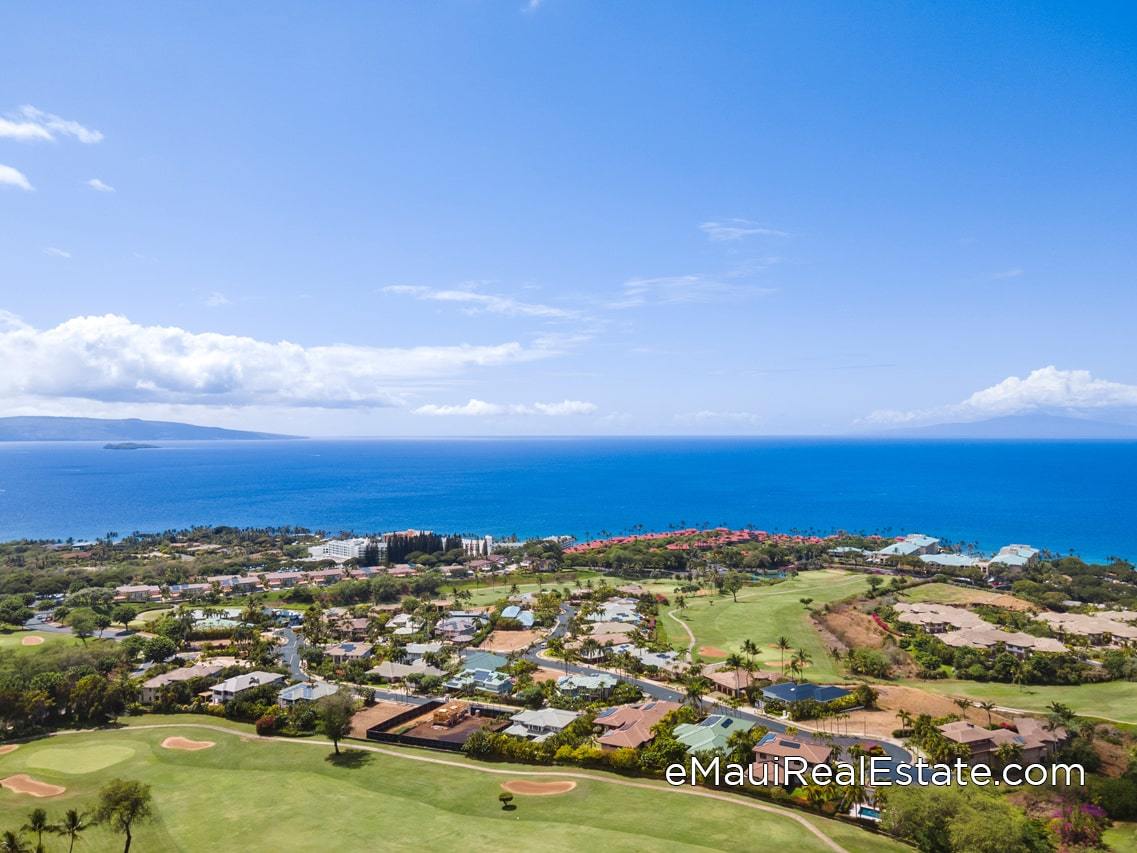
xmin=26 ymin=743 xmax=136 ymax=774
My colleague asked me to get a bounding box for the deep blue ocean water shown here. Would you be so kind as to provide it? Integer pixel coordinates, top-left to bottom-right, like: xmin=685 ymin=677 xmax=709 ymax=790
xmin=0 ymin=438 xmax=1134 ymax=561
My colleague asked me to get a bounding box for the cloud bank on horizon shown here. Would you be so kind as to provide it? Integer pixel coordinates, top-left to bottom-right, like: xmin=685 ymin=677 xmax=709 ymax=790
xmin=866 ymin=367 xmax=1137 ymax=427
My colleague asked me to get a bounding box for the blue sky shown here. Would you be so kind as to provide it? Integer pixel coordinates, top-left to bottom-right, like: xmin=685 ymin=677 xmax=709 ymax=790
xmin=1 ymin=1 xmax=1135 ymax=435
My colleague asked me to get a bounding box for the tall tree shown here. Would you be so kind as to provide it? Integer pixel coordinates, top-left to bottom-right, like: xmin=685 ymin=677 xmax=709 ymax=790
xmin=316 ymin=690 xmax=356 ymax=755
xmin=20 ymin=809 xmax=47 ymax=853
xmin=94 ymin=779 xmax=153 ymax=853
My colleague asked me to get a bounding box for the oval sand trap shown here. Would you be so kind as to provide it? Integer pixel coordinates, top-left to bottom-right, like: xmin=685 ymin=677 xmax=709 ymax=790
xmin=1 ymin=775 xmax=66 ymax=797
xmin=27 ymin=744 xmax=135 ymax=775
xmin=162 ymin=736 xmax=215 ymax=751
xmin=20 ymin=635 xmax=44 ymax=646
xmin=0 ymin=745 xmax=18 ymax=756
xmin=501 ymin=780 xmax=577 ymax=796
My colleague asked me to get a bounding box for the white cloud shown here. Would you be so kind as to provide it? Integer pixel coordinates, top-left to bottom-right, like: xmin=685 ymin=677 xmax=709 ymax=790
xmin=990 ymin=268 xmax=1024 ymax=280
xmin=611 ymin=274 xmax=775 ymax=308
xmin=0 ymin=313 xmax=556 ymax=409
xmin=3 ymin=106 xmax=103 ymax=144
xmin=0 ymin=164 xmax=33 ymax=191
xmin=866 ymin=366 xmax=1137 ymax=425
xmin=699 ymin=219 xmax=788 ymax=242
xmin=43 ymin=247 xmax=71 ymax=259
xmin=383 ymin=284 xmax=579 ymax=320
xmin=414 ymin=398 xmax=597 ymax=417
xmin=86 ymin=178 xmax=115 ymax=193
xmin=0 ymin=118 xmax=53 ymax=142
xmin=204 ymin=292 xmax=231 ymax=308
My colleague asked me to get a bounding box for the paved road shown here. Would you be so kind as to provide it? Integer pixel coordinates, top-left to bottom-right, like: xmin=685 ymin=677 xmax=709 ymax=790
xmin=278 ymin=627 xmax=306 ymax=680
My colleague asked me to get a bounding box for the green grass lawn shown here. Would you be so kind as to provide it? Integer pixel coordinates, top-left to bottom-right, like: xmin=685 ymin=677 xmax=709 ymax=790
xmin=901 ymin=678 xmax=1137 ymax=725
xmin=0 ymin=717 xmax=902 ymax=852
xmin=456 ymin=575 xmax=625 ymax=607
xmin=1105 ymin=822 xmax=1137 ymax=852
xmin=659 ymin=569 xmax=873 ymax=679
xmin=0 ymin=631 xmax=82 ymax=653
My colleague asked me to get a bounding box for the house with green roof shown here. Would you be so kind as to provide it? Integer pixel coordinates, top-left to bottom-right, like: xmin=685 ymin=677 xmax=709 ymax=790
xmin=673 ymin=714 xmax=753 ymax=754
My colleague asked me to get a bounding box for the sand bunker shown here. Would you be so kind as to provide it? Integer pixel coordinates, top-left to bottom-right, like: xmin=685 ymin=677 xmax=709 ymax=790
xmin=501 ymin=780 xmax=577 ymax=796
xmin=20 ymin=636 xmax=44 ymax=646
xmin=161 ymin=736 xmax=215 ymax=751
xmin=1 ymin=775 xmax=66 ymax=797
xmin=699 ymin=645 xmax=727 ymax=658
xmin=0 ymin=745 xmax=18 ymax=756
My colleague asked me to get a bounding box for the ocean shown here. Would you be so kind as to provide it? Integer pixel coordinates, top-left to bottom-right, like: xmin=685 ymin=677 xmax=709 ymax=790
xmin=0 ymin=438 xmax=1134 ymax=561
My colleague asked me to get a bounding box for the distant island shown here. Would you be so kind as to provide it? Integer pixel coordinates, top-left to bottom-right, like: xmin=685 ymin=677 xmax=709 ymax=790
xmin=103 ymin=442 xmax=160 ymax=450
xmin=877 ymin=413 xmax=1137 ymax=440
xmin=0 ymin=416 xmax=300 ymax=442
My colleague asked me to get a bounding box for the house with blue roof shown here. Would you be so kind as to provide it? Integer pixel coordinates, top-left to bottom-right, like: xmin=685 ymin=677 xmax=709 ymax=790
xmin=278 ymin=680 xmax=340 ymax=708
xmin=555 ymin=672 xmax=618 ymax=699
xmin=760 ymin=682 xmax=851 ymax=705
xmin=460 ymin=650 xmax=509 ymax=672
xmin=444 ymin=667 xmax=513 ymax=695
xmin=500 ymin=605 xmax=536 ymax=628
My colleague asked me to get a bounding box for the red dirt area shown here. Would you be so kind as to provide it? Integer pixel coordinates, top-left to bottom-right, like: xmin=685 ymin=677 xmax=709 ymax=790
xmin=161 ymin=736 xmax=215 ymax=751
xmin=501 ymin=780 xmax=577 ymax=795
xmin=1 ymin=775 xmax=66 ymax=797
xmin=699 ymin=645 xmax=728 ymax=658
xmin=478 ymin=630 xmax=544 ymax=653
xmin=0 ymin=745 xmax=18 ymax=756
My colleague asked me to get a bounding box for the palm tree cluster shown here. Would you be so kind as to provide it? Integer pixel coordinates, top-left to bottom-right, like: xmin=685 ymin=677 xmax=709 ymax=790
xmin=3 ymin=808 xmax=88 ymax=853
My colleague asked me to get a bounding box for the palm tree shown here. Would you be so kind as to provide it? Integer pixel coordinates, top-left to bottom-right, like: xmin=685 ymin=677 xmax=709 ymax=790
xmin=952 ymin=697 xmax=971 ymax=719
xmin=741 ymin=638 xmax=759 ymax=661
xmin=684 ymin=676 xmax=709 ymax=711
xmin=977 ymin=700 xmax=996 ymax=727
xmin=776 ymin=636 xmax=791 ymax=676
xmin=792 ymin=648 xmax=812 ymax=681
xmin=49 ymin=810 xmax=89 ymax=853
xmin=724 ymin=652 xmax=746 ymax=695
xmin=21 ymin=809 xmax=48 ymax=853
xmin=896 ymin=708 xmax=914 ymax=731
xmin=0 ymin=832 xmax=31 ymax=853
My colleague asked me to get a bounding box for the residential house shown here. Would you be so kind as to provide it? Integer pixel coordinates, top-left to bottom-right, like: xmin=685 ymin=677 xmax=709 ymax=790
xmin=210 ymin=671 xmax=284 ymax=703
xmin=115 ymin=584 xmax=163 ymax=603
xmin=503 ymin=708 xmax=580 ymax=741
xmin=1037 ymin=611 xmax=1137 ymax=646
xmin=167 ymin=582 xmax=211 ymax=601
xmin=140 ymin=662 xmax=224 ymax=704
xmin=875 ymin=534 xmax=940 ymax=558
xmin=595 ymin=700 xmax=682 ymax=750
xmin=324 ymin=642 xmax=374 ymax=664
xmin=263 ymin=570 xmax=306 ymax=590
xmin=500 ymin=605 xmax=536 ymax=628
xmin=938 ymin=719 xmax=1067 ymax=766
xmin=459 ymin=650 xmax=508 ymax=672
xmin=991 ymin=544 xmax=1040 ymax=568
xmin=673 ymin=714 xmax=754 ymax=754
xmin=388 ymin=613 xmax=424 ymax=637
xmin=706 ymin=667 xmax=776 ymax=699
xmin=278 ymin=680 xmax=340 ymax=707
xmin=405 ymin=641 xmax=444 ymax=663
xmin=367 ymin=660 xmax=445 ymax=681
xmin=760 ymin=682 xmax=851 ymax=705
xmin=555 ymin=672 xmax=617 ymax=699
xmin=444 ymin=668 xmax=512 ymax=695
xmin=752 ymin=732 xmax=832 ymax=783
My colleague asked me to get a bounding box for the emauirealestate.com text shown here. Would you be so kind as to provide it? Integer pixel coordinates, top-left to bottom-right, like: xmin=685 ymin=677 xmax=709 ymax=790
xmin=666 ymin=756 xmax=1084 ymax=789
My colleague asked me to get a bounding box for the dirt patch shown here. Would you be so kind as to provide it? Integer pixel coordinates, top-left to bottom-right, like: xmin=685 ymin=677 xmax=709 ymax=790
xmin=1 ymin=775 xmax=66 ymax=797
xmin=20 ymin=635 xmax=44 ymax=646
xmin=820 ymin=607 xmax=889 ymax=651
xmin=501 ymin=779 xmax=577 ymax=796
xmin=836 ymin=684 xmax=1012 ymax=739
xmin=699 ymin=645 xmax=728 ymax=658
xmin=478 ymin=629 xmax=544 ymax=654
xmin=349 ymin=700 xmax=416 ymax=739
xmin=161 ymin=736 xmax=215 ymax=751
xmin=0 ymin=745 xmax=18 ymax=756
xmin=530 ymin=667 xmax=563 ymax=684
